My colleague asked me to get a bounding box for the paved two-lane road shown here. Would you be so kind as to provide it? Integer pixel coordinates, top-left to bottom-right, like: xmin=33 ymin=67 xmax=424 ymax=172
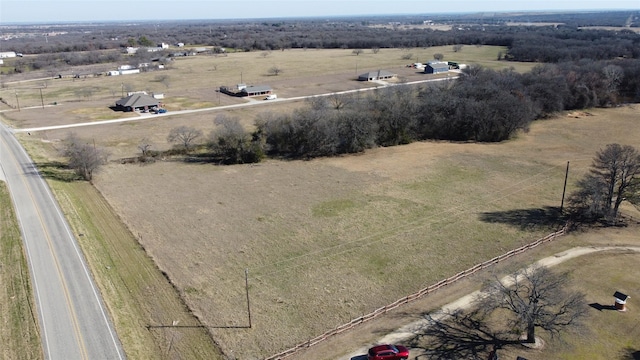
xmin=0 ymin=124 xmax=125 ymax=359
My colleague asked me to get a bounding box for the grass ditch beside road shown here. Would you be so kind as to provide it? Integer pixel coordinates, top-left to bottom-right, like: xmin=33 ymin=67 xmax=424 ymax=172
xmin=0 ymin=182 xmax=43 ymax=360
xmin=47 ymin=179 xmax=225 ymax=359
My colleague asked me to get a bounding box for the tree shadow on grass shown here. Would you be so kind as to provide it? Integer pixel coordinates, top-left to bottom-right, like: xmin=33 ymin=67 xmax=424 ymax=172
xmin=409 ymin=308 xmax=530 ymax=360
xmin=33 ymin=161 xmax=83 ymax=182
xmin=478 ymin=206 xmax=565 ymax=231
xmin=622 ymin=348 xmax=640 ymax=360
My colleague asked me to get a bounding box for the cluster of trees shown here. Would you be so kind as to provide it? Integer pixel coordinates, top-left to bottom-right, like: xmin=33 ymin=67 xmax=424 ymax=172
xmin=24 ymin=50 xmax=122 ymax=71
xmin=569 ymin=143 xmax=640 ymax=223
xmin=165 ymin=117 xmax=264 ymax=165
xmin=253 ymin=59 xmax=639 ymax=159
xmin=4 ymin=12 xmax=638 ymax=63
xmin=504 ymin=28 xmax=640 ymax=62
xmin=154 ymin=57 xmax=639 ymax=165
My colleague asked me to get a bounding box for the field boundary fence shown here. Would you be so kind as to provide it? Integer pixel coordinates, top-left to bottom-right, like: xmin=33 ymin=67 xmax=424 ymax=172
xmin=265 ymin=225 xmax=567 ymax=360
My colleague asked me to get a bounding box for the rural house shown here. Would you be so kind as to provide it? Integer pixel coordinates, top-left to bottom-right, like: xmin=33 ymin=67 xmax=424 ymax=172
xmin=115 ymin=93 xmax=159 ymax=111
xmin=242 ymin=85 xmax=273 ymax=97
xmin=358 ymin=70 xmax=396 ymax=81
xmin=424 ymin=61 xmax=450 ymax=74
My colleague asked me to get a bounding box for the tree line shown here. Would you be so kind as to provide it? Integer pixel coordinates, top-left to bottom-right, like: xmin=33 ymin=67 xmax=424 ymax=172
xmin=3 ymin=12 xmax=638 ymax=72
xmin=250 ymin=59 xmax=639 ymax=159
xmin=145 ymin=58 xmax=639 ymax=165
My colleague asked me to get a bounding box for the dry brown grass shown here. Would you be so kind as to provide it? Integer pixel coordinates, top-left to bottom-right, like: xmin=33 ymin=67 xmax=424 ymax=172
xmin=77 ymin=106 xmax=639 ymax=359
xmin=0 ymin=45 xmax=532 ymax=114
xmin=3 ymin=46 xmax=638 ymax=359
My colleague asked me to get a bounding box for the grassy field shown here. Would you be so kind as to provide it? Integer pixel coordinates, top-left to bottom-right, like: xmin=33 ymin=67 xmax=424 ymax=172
xmin=0 ymin=182 xmax=43 ymax=360
xmin=47 ymin=180 xmax=225 ymax=359
xmin=0 ymin=45 xmax=532 ymax=114
xmin=66 ymin=106 xmax=640 ymax=358
xmin=1 ymin=45 xmax=638 ymax=359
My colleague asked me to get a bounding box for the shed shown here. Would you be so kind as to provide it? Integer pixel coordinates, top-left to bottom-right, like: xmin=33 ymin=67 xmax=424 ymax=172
xmin=424 ymin=61 xmax=449 ymax=74
xmin=241 ymin=85 xmax=273 ymax=97
xmin=115 ymin=93 xmax=159 ymax=112
xmin=358 ymin=70 xmax=397 ymax=81
xmin=614 ymin=291 xmax=630 ymax=311
xmin=0 ymin=51 xmax=17 ymax=58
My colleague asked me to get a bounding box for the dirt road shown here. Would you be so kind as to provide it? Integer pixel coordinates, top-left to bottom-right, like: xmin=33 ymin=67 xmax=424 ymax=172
xmin=342 ymin=246 xmax=640 ymax=360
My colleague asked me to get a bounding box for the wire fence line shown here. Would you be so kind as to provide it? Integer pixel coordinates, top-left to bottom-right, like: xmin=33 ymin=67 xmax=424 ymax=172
xmin=265 ymin=225 xmax=567 ymax=360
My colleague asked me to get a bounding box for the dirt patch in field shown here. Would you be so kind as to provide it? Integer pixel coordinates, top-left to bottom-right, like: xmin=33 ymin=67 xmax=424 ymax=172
xmin=566 ymin=111 xmax=594 ymax=118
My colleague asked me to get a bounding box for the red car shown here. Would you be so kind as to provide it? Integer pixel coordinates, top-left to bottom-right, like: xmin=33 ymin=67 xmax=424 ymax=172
xmin=367 ymin=344 xmax=409 ymax=360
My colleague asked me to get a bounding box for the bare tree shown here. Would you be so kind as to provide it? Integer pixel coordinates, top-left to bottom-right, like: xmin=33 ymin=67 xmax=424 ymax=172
xmin=483 ymin=266 xmax=586 ymax=344
xmin=433 ymin=53 xmax=444 ymax=61
xmin=137 ymin=137 xmax=154 ymax=162
xmin=327 ymin=93 xmax=352 ymax=110
xmin=260 ymin=51 xmax=270 ymax=58
xmin=414 ymin=267 xmax=586 ymax=359
xmin=570 ymin=144 xmax=640 ymax=222
xmin=400 ymin=53 xmax=413 ymax=60
xmin=453 ymin=44 xmax=464 ymax=52
xmin=62 ymin=133 xmax=108 ymax=181
xmin=371 ymin=47 xmax=380 ymax=54
xmin=305 ymin=96 xmax=329 ymax=111
xmin=155 ymin=74 xmax=171 ymax=89
xmin=602 ymin=64 xmax=624 ymax=104
xmin=268 ymin=66 xmax=283 ymax=76
xmin=352 ymin=49 xmax=363 ymax=56
xmin=167 ymin=126 xmax=202 ymax=151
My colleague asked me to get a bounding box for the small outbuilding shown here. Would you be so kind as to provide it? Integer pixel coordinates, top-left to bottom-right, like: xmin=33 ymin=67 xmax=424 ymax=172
xmin=424 ymin=61 xmax=449 ymax=74
xmin=0 ymin=51 xmax=17 ymax=58
xmin=358 ymin=70 xmax=397 ymax=81
xmin=115 ymin=93 xmax=159 ymax=112
xmin=614 ymin=291 xmax=630 ymax=311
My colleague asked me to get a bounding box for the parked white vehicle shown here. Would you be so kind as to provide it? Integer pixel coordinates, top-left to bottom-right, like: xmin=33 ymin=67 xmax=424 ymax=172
xmin=265 ymin=94 xmax=277 ymax=100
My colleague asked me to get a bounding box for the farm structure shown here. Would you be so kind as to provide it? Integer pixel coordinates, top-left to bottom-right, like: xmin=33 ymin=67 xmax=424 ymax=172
xmin=219 ymin=84 xmax=273 ymax=97
xmin=424 ymin=61 xmax=450 ymax=74
xmin=358 ymin=70 xmax=397 ymax=81
xmin=114 ymin=93 xmax=160 ymax=112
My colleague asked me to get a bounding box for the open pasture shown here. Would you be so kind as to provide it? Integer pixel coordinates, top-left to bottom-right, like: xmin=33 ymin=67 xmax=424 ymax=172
xmin=0 ymin=45 xmax=531 ymax=128
xmin=73 ymin=106 xmax=638 ymax=359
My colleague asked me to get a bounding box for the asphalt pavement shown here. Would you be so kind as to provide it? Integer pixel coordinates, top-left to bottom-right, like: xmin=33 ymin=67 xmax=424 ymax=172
xmin=0 ymin=123 xmax=125 ymax=359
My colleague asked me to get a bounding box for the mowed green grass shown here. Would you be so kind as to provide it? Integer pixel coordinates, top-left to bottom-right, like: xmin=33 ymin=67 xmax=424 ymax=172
xmin=0 ymin=182 xmax=43 ymax=360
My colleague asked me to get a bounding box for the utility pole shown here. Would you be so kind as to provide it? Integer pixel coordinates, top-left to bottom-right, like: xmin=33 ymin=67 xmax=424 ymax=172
xmin=560 ymin=161 xmax=570 ymax=213
xmin=245 ymin=269 xmax=252 ymax=328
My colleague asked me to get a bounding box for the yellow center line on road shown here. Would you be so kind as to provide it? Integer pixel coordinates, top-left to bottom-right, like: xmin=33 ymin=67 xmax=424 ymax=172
xmin=12 ymin=157 xmax=89 ymax=359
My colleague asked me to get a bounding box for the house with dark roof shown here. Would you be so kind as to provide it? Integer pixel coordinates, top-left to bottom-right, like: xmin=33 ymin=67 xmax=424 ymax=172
xmin=358 ymin=70 xmax=396 ymax=81
xmin=241 ymin=85 xmax=273 ymax=97
xmin=115 ymin=93 xmax=159 ymax=111
xmin=424 ymin=61 xmax=450 ymax=74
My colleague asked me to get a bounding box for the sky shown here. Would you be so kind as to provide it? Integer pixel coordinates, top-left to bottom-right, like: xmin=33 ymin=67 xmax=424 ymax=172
xmin=1 ymin=0 xmax=639 ymax=24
